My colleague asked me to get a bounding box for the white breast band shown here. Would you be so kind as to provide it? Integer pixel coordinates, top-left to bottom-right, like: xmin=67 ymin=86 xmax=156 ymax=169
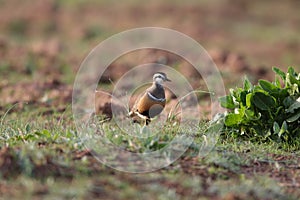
xmin=147 ymin=92 xmax=165 ymax=102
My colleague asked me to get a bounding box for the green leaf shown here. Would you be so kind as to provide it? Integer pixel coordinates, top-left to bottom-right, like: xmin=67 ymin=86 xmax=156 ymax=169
xmin=34 ymin=131 xmax=43 ymax=137
xmin=224 ymin=113 xmax=242 ymax=127
xmin=288 ymin=66 xmax=296 ymax=76
xmin=278 ymin=88 xmax=289 ymax=99
xmin=287 ymin=112 xmax=300 ymax=123
xmin=278 ymin=121 xmax=288 ymax=138
xmin=42 ymin=129 xmax=51 ymax=138
xmin=230 ymin=87 xmax=244 ymax=102
xmin=283 ymin=96 xmax=296 ymax=108
xmin=219 ymin=95 xmax=235 ymax=109
xmin=246 ymin=93 xmax=253 ymax=108
xmin=274 ymin=76 xmax=281 ymax=88
xmin=252 ymin=92 xmax=276 ymax=110
xmin=286 ymin=97 xmax=300 ymax=113
xmin=243 ymin=76 xmax=253 ymax=91
xmin=272 ymin=67 xmax=286 ymax=81
xmin=24 ymin=134 xmax=37 ymax=141
xmin=273 ymin=122 xmax=280 ymax=134
xmin=224 ymin=107 xmax=245 ymax=126
xmin=240 ymin=91 xmax=247 ymax=106
xmin=25 ymin=124 xmax=31 ymax=133
xmin=286 ymin=70 xmax=299 ymax=87
xmin=259 ymin=79 xmax=278 ymax=93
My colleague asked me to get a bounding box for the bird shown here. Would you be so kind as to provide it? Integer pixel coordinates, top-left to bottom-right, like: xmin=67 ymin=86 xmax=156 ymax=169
xmin=128 ymin=72 xmax=171 ymax=126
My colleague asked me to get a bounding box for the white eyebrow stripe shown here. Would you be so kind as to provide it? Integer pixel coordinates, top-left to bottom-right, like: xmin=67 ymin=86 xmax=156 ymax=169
xmin=154 ymin=74 xmax=164 ymax=79
xmin=147 ymin=92 xmax=165 ymax=102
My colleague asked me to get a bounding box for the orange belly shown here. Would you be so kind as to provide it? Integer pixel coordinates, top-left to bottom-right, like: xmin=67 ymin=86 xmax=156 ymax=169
xmin=136 ymin=93 xmax=165 ymax=118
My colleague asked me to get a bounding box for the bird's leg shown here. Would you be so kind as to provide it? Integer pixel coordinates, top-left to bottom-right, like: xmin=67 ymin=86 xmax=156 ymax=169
xmin=143 ymin=117 xmax=152 ymax=126
xmin=145 ymin=118 xmax=151 ymax=125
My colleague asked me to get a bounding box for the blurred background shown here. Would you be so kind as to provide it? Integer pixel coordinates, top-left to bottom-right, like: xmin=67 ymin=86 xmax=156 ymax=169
xmin=0 ymin=0 xmax=299 ymax=109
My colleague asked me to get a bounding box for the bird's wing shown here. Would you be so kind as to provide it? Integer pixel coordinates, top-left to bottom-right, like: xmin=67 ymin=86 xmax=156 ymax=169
xmin=129 ymin=89 xmax=147 ymax=116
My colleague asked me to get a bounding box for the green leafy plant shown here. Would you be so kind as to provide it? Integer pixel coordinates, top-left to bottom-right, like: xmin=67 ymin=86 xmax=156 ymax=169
xmin=219 ymin=67 xmax=300 ymax=143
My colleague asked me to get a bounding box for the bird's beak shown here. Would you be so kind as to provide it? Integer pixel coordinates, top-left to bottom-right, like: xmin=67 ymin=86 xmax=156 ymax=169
xmin=166 ymin=78 xmax=171 ymax=82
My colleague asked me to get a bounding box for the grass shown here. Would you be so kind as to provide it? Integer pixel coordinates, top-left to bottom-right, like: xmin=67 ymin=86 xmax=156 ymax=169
xmin=0 ymin=105 xmax=299 ymax=199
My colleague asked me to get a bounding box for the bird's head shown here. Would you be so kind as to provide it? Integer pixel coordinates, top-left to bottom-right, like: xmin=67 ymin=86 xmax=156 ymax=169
xmin=153 ymin=72 xmax=171 ymax=85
